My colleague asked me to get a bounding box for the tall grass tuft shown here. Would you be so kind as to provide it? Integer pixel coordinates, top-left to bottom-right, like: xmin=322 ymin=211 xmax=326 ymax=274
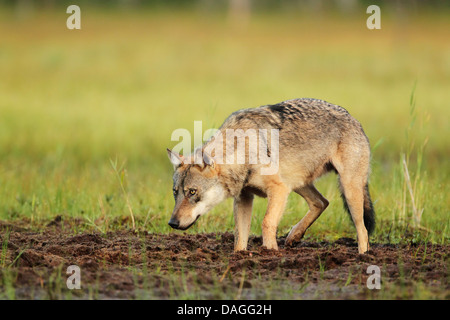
xmin=399 ymin=82 xmax=429 ymax=229
xmin=110 ymin=158 xmax=136 ymax=230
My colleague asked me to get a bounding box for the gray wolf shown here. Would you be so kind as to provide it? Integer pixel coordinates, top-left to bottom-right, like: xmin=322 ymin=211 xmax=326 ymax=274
xmin=167 ymin=98 xmax=375 ymax=254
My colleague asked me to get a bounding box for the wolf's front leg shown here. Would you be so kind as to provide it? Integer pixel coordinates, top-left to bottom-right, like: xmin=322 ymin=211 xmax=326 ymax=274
xmin=262 ymin=184 xmax=290 ymax=250
xmin=233 ymin=192 xmax=254 ymax=251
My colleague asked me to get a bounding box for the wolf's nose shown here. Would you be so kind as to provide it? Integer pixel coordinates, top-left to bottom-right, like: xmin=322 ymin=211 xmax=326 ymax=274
xmin=168 ymin=218 xmax=180 ymax=229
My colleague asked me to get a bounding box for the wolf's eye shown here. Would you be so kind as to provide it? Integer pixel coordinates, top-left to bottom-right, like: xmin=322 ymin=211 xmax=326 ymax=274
xmin=173 ymin=189 xmax=178 ymax=196
xmin=189 ymin=188 xmax=197 ymax=196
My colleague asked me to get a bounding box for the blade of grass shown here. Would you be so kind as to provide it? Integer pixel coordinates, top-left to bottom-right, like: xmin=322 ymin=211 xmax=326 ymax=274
xmin=110 ymin=157 xmax=136 ymax=230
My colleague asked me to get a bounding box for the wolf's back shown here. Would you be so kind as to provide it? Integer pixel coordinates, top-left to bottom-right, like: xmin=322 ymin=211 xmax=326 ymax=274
xmin=221 ymin=98 xmax=363 ymax=134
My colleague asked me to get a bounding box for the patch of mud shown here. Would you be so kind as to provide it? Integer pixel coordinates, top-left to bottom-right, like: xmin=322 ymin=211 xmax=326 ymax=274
xmin=0 ymin=222 xmax=448 ymax=299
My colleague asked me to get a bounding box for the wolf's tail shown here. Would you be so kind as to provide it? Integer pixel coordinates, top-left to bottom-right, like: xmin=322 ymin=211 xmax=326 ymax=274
xmin=340 ymin=182 xmax=376 ymax=235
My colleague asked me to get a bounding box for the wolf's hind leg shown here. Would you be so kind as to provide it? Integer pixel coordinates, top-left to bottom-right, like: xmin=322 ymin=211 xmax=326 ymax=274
xmin=339 ymin=175 xmax=369 ymax=254
xmin=285 ymin=185 xmax=329 ymax=246
xmin=233 ymin=192 xmax=254 ymax=251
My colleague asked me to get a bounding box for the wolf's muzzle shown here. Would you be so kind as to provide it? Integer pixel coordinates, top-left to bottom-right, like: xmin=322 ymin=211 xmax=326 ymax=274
xmin=168 ymin=218 xmax=180 ymax=229
xmin=168 ymin=215 xmax=199 ymax=230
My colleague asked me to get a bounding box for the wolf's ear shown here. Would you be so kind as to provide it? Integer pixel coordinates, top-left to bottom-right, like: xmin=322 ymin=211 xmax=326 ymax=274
xmin=167 ymin=148 xmax=184 ymax=169
xmin=202 ymin=150 xmax=215 ymax=168
xmin=193 ymin=149 xmax=215 ymax=169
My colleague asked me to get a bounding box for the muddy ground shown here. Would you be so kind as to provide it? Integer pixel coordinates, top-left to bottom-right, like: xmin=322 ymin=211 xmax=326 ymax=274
xmin=0 ymin=219 xmax=448 ymax=299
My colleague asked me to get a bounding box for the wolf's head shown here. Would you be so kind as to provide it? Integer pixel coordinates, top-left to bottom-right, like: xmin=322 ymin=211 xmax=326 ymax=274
xmin=166 ymin=148 xmax=227 ymax=230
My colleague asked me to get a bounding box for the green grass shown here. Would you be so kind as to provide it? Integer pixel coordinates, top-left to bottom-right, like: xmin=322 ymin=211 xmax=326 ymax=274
xmin=0 ymin=8 xmax=449 ymax=246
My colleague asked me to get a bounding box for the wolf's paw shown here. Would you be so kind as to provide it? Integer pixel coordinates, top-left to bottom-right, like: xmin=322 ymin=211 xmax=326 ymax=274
xmin=285 ymin=234 xmax=302 ymax=247
xmin=261 ymin=241 xmax=278 ymax=251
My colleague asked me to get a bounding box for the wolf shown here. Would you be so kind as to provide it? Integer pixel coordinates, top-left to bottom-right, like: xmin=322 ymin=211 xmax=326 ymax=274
xmin=167 ymin=98 xmax=375 ymax=254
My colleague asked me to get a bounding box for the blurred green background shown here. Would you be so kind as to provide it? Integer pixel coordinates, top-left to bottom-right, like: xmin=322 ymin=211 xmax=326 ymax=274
xmin=0 ymin=1 xmax=448 ymax=241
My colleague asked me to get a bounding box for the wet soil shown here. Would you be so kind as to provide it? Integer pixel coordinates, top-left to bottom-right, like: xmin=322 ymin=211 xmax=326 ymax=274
xmin=0 ymin=220 xmax=448 ymax=299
